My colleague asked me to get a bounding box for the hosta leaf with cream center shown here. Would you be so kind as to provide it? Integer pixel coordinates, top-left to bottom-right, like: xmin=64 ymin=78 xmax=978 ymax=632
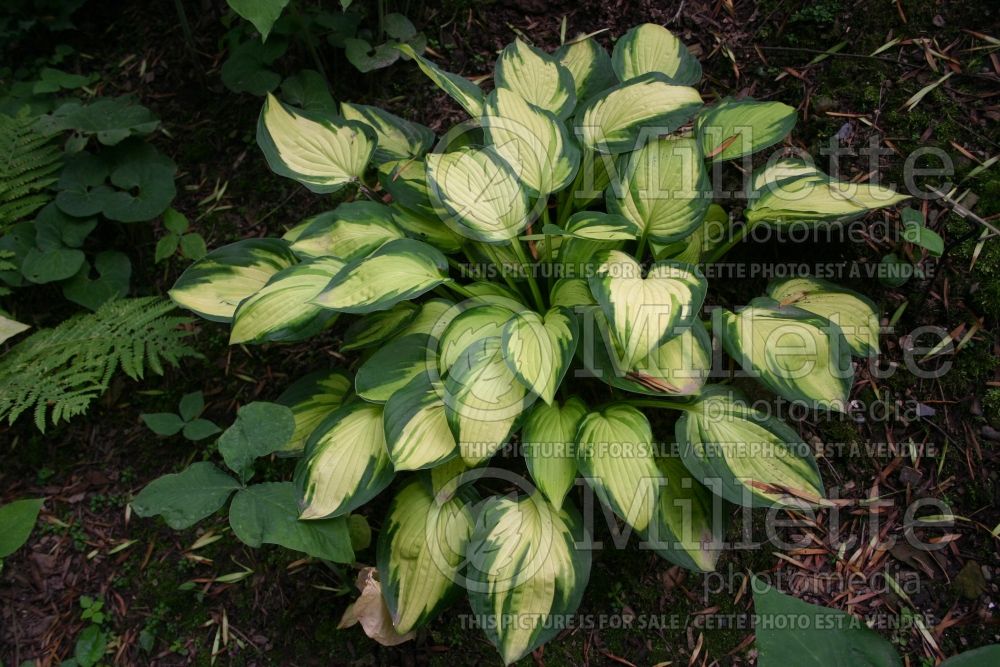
xmin=555 ymin=35 xmax=616 ymax=104
xmin=696 ymin=98 xmax=797 ymax=161
xmin=395 ymin=43 xmax=484 ymax=117
xmin=276 ymin=370 xmax=352 ymax=455
xmin=767 ymin=277 xmax=880 ymax=357
xmin=645 ymin=456 xmax=724 ymax=572
xmin=522 ymin=397 xmax=587 ymax=509
xmin=501 ymin=307 xmax=578 ymax=405
xmin=282 ymin=202 xmax=404 ymax=260
xmin=383 ymin=373 xmax=457 ymax=470
xmin=494 ymin=38 xmax=576 ymax=120
xmin=340 ymin=102 xmax=434 ymax=164
xmin=612 ymin=23 xmax=702 ymax=86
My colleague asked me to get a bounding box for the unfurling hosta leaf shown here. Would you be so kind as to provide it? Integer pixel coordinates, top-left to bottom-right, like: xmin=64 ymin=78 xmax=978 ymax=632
xmin=377 ymin=479 xmax=477 ymax=633
xmin=767 ymin=277 xmax=880 ymax=357
xmin=466 ymin=493 xmax=591 ymax=665
xmin=169 ymin=238 xmax=297 ymax=322
xmin=395 ymin=43 xmax=484 ymax=117
xmin=312 ymin=238 xmax=449 ymax=313
xmin=549 ymin=277 xmax=596 ymax=309
xmin=229 ymin=257 xmax=343 ymax=344
xmin=482 ymin=87 xmax=580 ymax=196
xmin=675 ymin=386 xmax=825 ymax=508
xmin=131 ymin=462 xmax=240 ymax=530
xmin=608 ymin=135 xmax=712 ymax=243
xmin=444 ymin=337 xmax=530 ymax=466
xmin=576 ymin=74 xmax=702 ymax=154
xmin=494 ymin=38 xmax=576 ymax=119
xmin=611 ymin=23 xmax=702 ymax=86
xmin=746 ymin=158 xmax=909 ymax=226
xmin=282 ymin=202 xmax=404 ymax=260
xmin=575 ymin=405 xmax=661 ymax=531
xmin=645 ymin=456 xmax=724 ymax=572
xmin=696 ymin=98 xmax=797 ymax=161
xmin=719 ymin=297 xmax=853 ymax=411
xmin=340 ymin=102 xmax=434 ymax=164
xmin=556 ymin=35 xmax=616 ymax=105
xmin=589 ymin=251 xmax=707 ymax=369
xmin=296 ymin=402 xmax=394 ymax=519
xmin=276 ymin=370 xmax=352 ymax=454
xmin=522 ymin=397 xmax=587 ymax=508
xmin=425 ymin=146 xmax=530 ymax=244
xmin=384 ymin=373 xmax=457 ymax=470
xmin=257 ymin=93 xmax=375 ymax=194
xmin=355 ymin=333 xmax=436 ymax=403
xmin=501 ymin=307 xmax=578 ymax=404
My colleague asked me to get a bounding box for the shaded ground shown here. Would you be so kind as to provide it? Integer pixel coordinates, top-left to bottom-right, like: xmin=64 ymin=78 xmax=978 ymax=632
xmin=2 ymin=0 xmax=999 ymax=665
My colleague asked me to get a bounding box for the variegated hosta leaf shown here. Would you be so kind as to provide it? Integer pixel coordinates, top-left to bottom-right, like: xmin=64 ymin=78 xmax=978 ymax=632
xmin=463 ymin=281 xmax=525 ymax=304
xmin=312 ymin=238 xmax=449 ymax=313
xmin=550 ymin=277 xmax=596 ymax=309
xmin=746 ymin=158 xmax=909 ymax=226
xmin=611 ymin=23 xmax=702 ymax=86
xmin=230 ymin=257 xmax=343 ymax=344
xmin=551 ymin=211 xmax=639 ymax=277
xmin=652 ymin=203 xmax=729 ymax=264
xmin=675 ymin=385 xmax=825 ymax=508
xmin=589 ymin=251 xmax=707 ymax=369
xmin=645 ymin=456 xmax=724 ymax=572
xmin=444 ymin=337 xmax=530 ymax=466
xmin=494 ymin=38 xmax=576 ymax=119
xmin=501 ymin=307 xmax=578 ymax=404
xmin=430 ymin=456 xmax=471 ymax=501
xmin=391 ymin=207 xmax=465 ymax=253
xmin=169 ymin=238 xmax=297 ymax=322
xmin=719 ymin=297 xmax=853 ymax=411
xmin=437 ymin=302 xmax=517 ymax=373
xmin=383 ymin=373 xmax=457 ymax=470
xmin=697 ymin=98 xmax=796 ymax=161
xmin=576 ymin=74 xmax=702 ymax=154
xmin=276 ymin=370 xmax=352 ymax=455
xmin=341 ymin=102 xmax=434 ymax=164
xmin=522 ymin=397 xmax=587 ymax=508
xmin=575 ymin=404 xmax=661 ymax=531
xmin=396 ymin=43 xmax=484 ymax=117
xmin=378 ymin=158 xmax=435 ymax=216
xmin=282 ymin=202 xmax=403 ymax=260
xmin=378 ymin=479 xmax=477 ymax=634
xmin=555 ymin=35 xmax=616 ymax=105
xmin=466 ymin=493 xmax=591 ymax=665
xmin=401 ymin=298 xmax=460 ymax=337
xmin=257 ymin=94 xmax=375 ymax=194
xmin=608 ymin=136 xmax=712 ymax=243
xmin=482 ymin=87 xmax=580 ymax=196
xmin=355 ymin=333 xmax=436 ymax=403
xmin=425 ymin=146 xmax=530 ymax=244
xmin=768 ymin=277 xmax=879 ymax=357
xmin=342 ymin=301 xmax=419 ymax=352
xmin=295 ymin=402 xmax=394 ymax=519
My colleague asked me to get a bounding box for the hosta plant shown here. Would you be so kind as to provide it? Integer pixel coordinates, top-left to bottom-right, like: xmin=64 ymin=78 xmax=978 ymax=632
xmin=148 ymin=23 xmax=908 ymax=664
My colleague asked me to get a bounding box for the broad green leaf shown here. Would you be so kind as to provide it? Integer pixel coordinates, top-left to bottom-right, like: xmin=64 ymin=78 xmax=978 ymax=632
xmin=576 ymin=74 xmax=702 ymax=154
xmin=229 ymin=482 xmax=354 ymax=562
xmin=61 ymin=251 xmax=132 ymax=311
xmin=229 ymin=257 xmax=343 ymax=344
xmin=355 ymin=333 xmax=436 ymax=403
xmin=312 ymin=238 xmax=449 ymax=313
xmin=746 ymin=159 xmax=909 ymax=226
xmin=218 ymin=402 xmax=296 ymax=479
xmin=341 ymin=102 xmax=434 ymax=164
xmin=282 ymin=201 xmax=404 ymax=260
xmin=900 ymin=206 xmax=944 ymax=257
xmin=220 ymin=36 xmax=286 ymax=95
xmin=257 ymin=93 xmax=376 ymax=194
xmin=344 ymin=38 xmax=402 ymax=73
xmin=697 ymin=98 xmax=796 ymax=161
xmin=227 ymin=0 xmax=290 ymax=40
xmin=612 ymin=23 xmax=702 ymax=85
xmin=378 ymin=480 xmax=477 ymax=633
xmin=142 ymin=412 xmax=185 ymax=436
xmin=131 ymin=463 xmax=239 ymax=530
xmin=179 ymin=233 xmax=207 ymax=260
xmin=575 ymin=404 xmax=660 ymax=531
xmin=383 ymin=373 xmax=457 ymax=470
xmin=522 ymin=397 xmax=587 ymax=508
xmin=280 ymin=69 xmax=336 ymax=112
xmin=589 ymin=251 xmax=707 ymax=369
xmin=502 ymin=307 xmax=578 ymax=404
xmin=550 ymin=277 xmax=596 ymax=308
xmin=74 ymin=624 xmax=107 ymax=667
xmin=768 ymin=277 xmax=880 ymax=357
xmin=482 ymin=87 xmax=580 ymax=196
xmin=276 ymin=369 xmax=353 ymax=454
xmin=675 ymin=386 xmax=825 ymax=508
xmin=556 ymin=35 xmax=616 ymax=104
xmin=182 ymin=419 xmax=221 ymax=441
xmin=444 ymin=337 xmax=530 ymax=466
xmin=645 ymin=456 xmax=723 ymax=572
xmin=719 ymin=297 xmax=853 ymax=411
xmin=39 ymin=97 xmax=159 ymax=146
xmin=940 ymin=646 xmax=1000 ymax=667
xmin=20 ymin=246 xmax=85 ymax=283
xmin=753 ymin=578 xmax=902 ymax=667
xmin=295 ymin=402 xmax=394 ymax=519
xmin=426 ymin=146 xmax=530 ymax=244
xmin=0 ymin=498 xmax=44 ymax=557
xmin=390 ymin=206 xmax=465 ymax=253
xmin=494 ymin=38 xmax=576 ymax=119
xmin=466 ymin=493 xmax=591 ymax=665
xmin=341 ymin=302 xmax=419 ymax=351
xmin=395 ymin=43 xmax=484 ymax=117
xmin=169 ymin=238 xmax=297 ymax=322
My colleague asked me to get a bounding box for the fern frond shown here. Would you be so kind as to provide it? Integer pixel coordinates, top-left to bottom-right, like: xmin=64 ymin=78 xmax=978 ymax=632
xmin=0 ymin=112 xmax=63 ymax=233
xmin=0 ymin=297 xmax=201 ymax=431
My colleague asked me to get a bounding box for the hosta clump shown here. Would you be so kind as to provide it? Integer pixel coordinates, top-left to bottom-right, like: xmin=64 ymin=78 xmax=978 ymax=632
xmin=148 ymin=23 xmax=907 ymax=664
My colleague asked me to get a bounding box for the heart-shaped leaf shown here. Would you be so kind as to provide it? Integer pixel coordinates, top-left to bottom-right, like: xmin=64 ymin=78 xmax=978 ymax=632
xmin=611 ymin=23 xmax=702 ymax=85
xmin=494 ymin=38 xmax=576 ymax=119
xmin=521 ymin=397 xmax=587 ymax=508
xmin=502 ymin=307 xmax=578 ymax=404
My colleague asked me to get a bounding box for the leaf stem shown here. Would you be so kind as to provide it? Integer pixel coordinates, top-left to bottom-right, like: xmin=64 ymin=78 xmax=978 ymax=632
xmin=703 ymin=219 xmax=757 ymax=264
xmin=509 ymin=239 xmax=546 ymax=312
xmin=442 ymin=280 xmax=477 ymax=300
